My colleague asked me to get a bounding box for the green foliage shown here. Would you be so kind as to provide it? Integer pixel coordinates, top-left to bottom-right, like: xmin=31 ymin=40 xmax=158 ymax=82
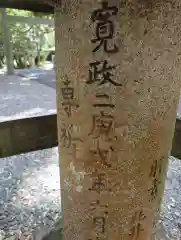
xmin=0 ymin=9 xmax=54 ymax=68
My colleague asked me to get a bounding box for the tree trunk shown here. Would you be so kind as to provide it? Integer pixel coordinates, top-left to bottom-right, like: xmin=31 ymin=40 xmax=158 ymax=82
xmin=35 ymin=48 xmax=41 ymax=67
xmin=17 ymin=56 xmax=25 ymax=69
xmin=0 ymin=56 xmax=4 ymax=68
xmin=55 ymin=1 xmax=181 ymax=239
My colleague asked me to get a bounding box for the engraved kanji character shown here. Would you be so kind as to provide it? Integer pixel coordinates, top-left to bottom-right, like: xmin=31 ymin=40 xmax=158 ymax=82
xmin=63 ymin=74 xmax=71 ymax=86
xmin=150 ymin=158 xmax=163 ymax=178
xmin=61 ymin=86 xmax=79 ymax=117
xmin=90 ymin=200 xmax=108 ymax=212
xmin=89 ymin=111 xmax=114 ymax=138
xmin=60 ymin=124 xmax=72 ymax=148
xmin=87 ymin=60 xmax=121 ymax=86
xmin=129 ymin=210 xmax=146 ymax=239
xmin=88 ymin=170 xmax=109 ymax=193
xmin=90 ymin=200 xmax=108 ymax=235
xmin=93 ymin=93 xmax=115 ymax=108
xmin=91 ymin=1 xmax=118 ymax=53
xmin=61 ymin=87 xmax=74 ymax=100
xmin=91 ymin=142 xmax=113 ymax=168
xmin=89 ymin=173 xmax=106 ymax=193
xmin=62 ymin=102 xmax=79 ymax=117
xmin=93 ymin=217 xmax=106 ymax=234
xmin=148 ymin=178 xmax=161 ymax=201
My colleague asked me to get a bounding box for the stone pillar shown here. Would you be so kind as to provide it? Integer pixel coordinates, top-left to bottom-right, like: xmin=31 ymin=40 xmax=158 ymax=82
xmin=55 ymin=1 xmax=181 ymax=239
xmin=1 ymin=8 xmax=14 ymax=75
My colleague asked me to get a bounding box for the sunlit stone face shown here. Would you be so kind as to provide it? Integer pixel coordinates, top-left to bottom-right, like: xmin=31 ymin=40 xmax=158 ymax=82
xmin=55 ymin=0 xmax=181 ymax=239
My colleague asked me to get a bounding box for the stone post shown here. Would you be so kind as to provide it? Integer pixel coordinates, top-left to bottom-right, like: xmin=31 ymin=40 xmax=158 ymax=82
xmin=55 ymin=1 xmax=181 ymax=239
xmin=0 ymin=8 xmax=14 ymax=75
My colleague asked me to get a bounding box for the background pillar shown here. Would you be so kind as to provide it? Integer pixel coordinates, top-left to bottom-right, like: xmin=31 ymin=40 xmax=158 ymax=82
xmin=55 ymin=1 xmax=181 ymax=239
xmin=1 ymin=8 xmax=14 ymax=75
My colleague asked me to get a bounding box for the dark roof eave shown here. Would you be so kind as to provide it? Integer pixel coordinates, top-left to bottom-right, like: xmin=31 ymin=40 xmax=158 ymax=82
xmin=0 ymin=1 xmax=54 ymax=13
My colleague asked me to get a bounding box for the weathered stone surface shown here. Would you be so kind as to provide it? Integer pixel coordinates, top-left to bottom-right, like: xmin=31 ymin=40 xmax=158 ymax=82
xmin=55 ymin=0 xmax=181 ymax=239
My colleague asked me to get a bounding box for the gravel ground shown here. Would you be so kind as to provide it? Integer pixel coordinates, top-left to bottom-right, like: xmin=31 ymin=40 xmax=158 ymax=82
xmin=156 ymin=156 xmax=181 ymax=239
xmin=0 ymin=71 xmax=61 ymax=239
xmin=0 ymin=68 xmax=181 ymax=239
